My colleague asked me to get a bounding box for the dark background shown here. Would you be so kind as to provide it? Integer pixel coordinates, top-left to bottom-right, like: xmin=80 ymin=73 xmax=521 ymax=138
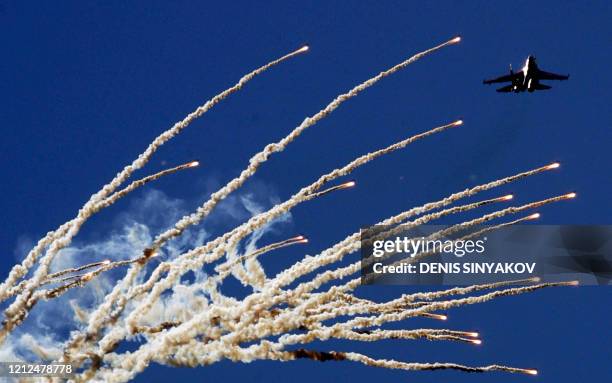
xmin=1 ymin=1 xmax=610 ymax=382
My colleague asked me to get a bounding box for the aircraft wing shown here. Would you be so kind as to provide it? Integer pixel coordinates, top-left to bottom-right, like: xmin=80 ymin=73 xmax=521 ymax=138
xmin=483 ymin=72 xmax=521 ymax=84
xmin=537 ymin=70 xmax=569 ymax=81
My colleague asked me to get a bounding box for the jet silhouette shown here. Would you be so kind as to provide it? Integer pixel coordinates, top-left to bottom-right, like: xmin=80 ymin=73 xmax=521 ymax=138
xmin=483 ymin=56 xmax=569 ymax=92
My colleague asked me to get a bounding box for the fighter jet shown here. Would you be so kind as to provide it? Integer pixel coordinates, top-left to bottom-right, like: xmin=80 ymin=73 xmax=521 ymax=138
xmin=483 ymin=56 xmax=569 ymax=93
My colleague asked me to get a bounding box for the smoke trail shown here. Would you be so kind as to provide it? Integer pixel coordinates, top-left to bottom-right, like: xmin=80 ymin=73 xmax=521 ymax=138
xmin=421 ymin=193 xmax=575 ymax=238
xmin=0 ymin=46 xmax=306 ymax=301
xmin=109 ymin=166 xmax=562 ymax=371
xmin=150 ymin=37 xmax=462 ymax=250
xmin=365 ymin=194 xmax=574 ymax=279
xmin=306 ymin=180 xmax=356 ymax=199
xmin=359 ymin=194 xmax=514 ymax=271
xmin=3 ymin=34 xmax=581 ymax=383
xmin=304 ymin=278 xmax=540 ymax=325
xmin=278 ymin=328 xmax=480 ymax=345
xmin=94 ymin=161 xmax=200 ymax=211
xmin=265 ymin=164 xmax=559 ymax=298
xmin=282 ymin=282 xmax=574 ymax=350
xmin=99 ymin=281 xmax=566 ymax=382
xmin=339 ymin=353 xmax=537 ymax=375
xmin=3 ymin=162 xmax=197 ymax=300
xmin=119 ymin=120 xmax=463 ymax=330
xmin=249 ymin=191 xmax=568 ymax=326
xmin=215 ymin=235 xmax=308 ymax=275
xmin=74 ymin=38 xmax=463 ymax=341
xmin=0 ymin=46 xmax=309 ymax=341
xmin=158 ymin=161 xmax=557 ymax=319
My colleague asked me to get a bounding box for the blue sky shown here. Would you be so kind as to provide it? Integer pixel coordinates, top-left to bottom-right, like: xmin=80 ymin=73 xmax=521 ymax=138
xmin=1 ymin=1 xmax=610 ymax=382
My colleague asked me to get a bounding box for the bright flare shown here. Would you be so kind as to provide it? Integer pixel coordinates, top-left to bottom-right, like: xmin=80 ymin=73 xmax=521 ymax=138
xmin=450 ymin=36 xmax=461 ymax=43
xmin=564 ymin=192 xmax=577 ymax=199
xmin=288 ymin=236 xmax=309 ymax=244
xmin=546 ymin=162 xmax=560 ymax=170
xmin=311 ymin=180 xmax=356 ymax=199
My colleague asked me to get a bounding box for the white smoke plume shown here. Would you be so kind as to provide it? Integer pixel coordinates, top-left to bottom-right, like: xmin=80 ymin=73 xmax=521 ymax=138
xmin=0 ymin=37 xmax=578 ymax=382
